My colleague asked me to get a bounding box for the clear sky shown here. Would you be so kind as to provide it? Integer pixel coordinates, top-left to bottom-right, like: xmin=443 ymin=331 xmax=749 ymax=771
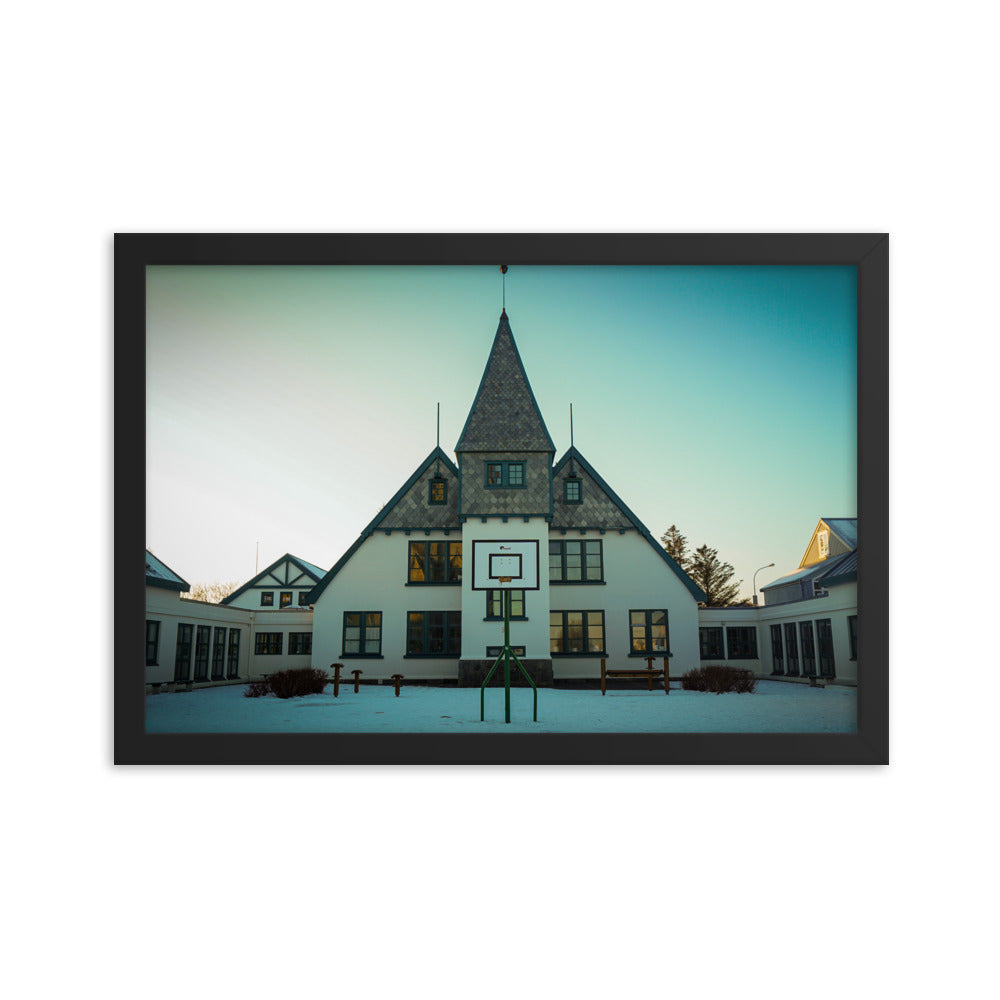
xmin=146 ymin=264 xmax=856 ymax=597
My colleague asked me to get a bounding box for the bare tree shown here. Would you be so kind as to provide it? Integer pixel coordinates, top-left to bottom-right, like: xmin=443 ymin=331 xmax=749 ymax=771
xmin=182 ymin=581 xmax=240 ymax=604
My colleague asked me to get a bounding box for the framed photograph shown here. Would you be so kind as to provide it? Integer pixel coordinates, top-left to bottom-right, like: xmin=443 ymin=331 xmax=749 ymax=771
xmin=117 ymin=234 xmax=888 ymax=764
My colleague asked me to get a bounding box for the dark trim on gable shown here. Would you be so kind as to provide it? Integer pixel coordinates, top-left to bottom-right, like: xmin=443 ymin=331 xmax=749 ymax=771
xmin=307 ymin=447 xmax=460 ymax=604
xmin=552 ymin=446 xmax=706 ymax=602
xmin=221 ymin=552 xmax=324 ymax=605
xmin=145 ymin=551 xmax=191 ymax=592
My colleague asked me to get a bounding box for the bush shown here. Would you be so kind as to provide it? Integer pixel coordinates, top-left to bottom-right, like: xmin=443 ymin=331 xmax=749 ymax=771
xmin=266 ymin=668 xmax=331 ymax=699
xmin=681 ymin=665 xmax=757 ymax=694
xmin=244 ymin=680 xmax=271 ymax=698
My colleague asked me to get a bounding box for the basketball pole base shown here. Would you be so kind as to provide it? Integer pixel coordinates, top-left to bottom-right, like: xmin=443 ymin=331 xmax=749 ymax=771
xmin=480 ymin=588 xmax=538 ymax=724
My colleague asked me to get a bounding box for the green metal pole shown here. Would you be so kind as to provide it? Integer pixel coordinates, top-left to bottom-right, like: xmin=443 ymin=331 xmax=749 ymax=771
xmin=480 ymin=651 xmax=504 ymax=721
xmin=504 ymin=589 xmax=511 ymax=723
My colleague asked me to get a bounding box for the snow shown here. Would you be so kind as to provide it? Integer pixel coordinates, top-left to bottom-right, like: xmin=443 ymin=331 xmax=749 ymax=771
xmin=146 ymin=680 xmax=856 ymax=733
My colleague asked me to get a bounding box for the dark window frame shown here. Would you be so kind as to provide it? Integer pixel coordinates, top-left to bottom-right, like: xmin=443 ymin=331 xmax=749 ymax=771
xmin=342 ymin=611 xmax=383 ymax=658
xmin=848 ymin=615 xmax=858 ymax=661
xmin=174 ymin=623 xmax=193 ymax=682
xmin=194 ymin=625 xmax=211 ymax=680
xmin=799 ymin=620 xmax=817 ymax=676
xmin=288 ymin=632 xmax=312 ymax=655
xmin=260 ymin=591 xmax=274 ymax=607
xmin=549 ymin=538 xmax=604 ymax=584
xmin=817 ymin=618 xmax=836 ymax=678
xmin=699 ymin=626 xmax=724 ymax=660
xmin=550 ymin=610 xmax=606 ymax=657
xmin=298 ymin=592 xmax=310 ymax=606
xmin=429 ymin=477 xmax=447 ymax=505
xmin=486 ymin=589 xmax=526 ymax=620
xmin=145 ymin=619 xmax=160 ymax=666
xmin=254 ymin=632 xmax=283 ymax=655
xmin=279 ymin=591 xmax=292 ymax=608
xmin=726 ymin=626 xmax=759 ymax=659
xmin=629 ymin=609 xmax=670 ymax=656
xmin=563 ymin=477 xmax=582 ymax=504
xmin=405 ymin=611 xmax=462 ymax=658
xmin=227 ymin=628 xmax=240 ymax=679
xmin=783 ymin=622 xmax=799 ymax=675
xmin=484 ymin=460 xmax=526 ymax=489
xmin=407 ymin=540 xmax=462 ymax=585
xmin=770 ymin=624 xmax=784 ymax=675
xmin=211 ymin=626 xmax=227 ymax=679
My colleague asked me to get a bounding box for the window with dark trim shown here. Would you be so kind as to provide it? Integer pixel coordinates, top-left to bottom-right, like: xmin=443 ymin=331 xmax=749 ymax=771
xmin=770 ymin=624 xmax=784 ymax=675
xmin=343 ymin=612 xmax=382 ymax=657
xmin=726 ymin=626 xmax=758 ymax=659
xmin=848 ymin=615 xmax=858 ymax=660
xmin=288 ymin=632 xmax=312 ymax=655
xmin=406 ymin=611 xmax=462 ymax=656
xmin=408 ymin=540 xmax=462 ymax=584
xmin=549 ymin=539 xmax=603 ymax=583
xmin=298 ymin=592 xmax=310 ymax=606
xmin=485 ymin=461 xmax=525 ymax=488
xmin=629 ymin=609 xmax=669 ymax=655
xmin=194 ymin=625 xmax=211 ymax=680
xmin=783 ymin=623 xmax=799 ymax=675
xmin=429 ymin=477 xmax=447 ymax=505
xmin=817 ymin=618 xmax=835 ymax=677
xmin=211 ymin=626 xmax=226 ymax=679
xmin=145 ymin=620 xmax=160 ymax=666
xmin=227 ymin=628 xmax=240 ymax=678
xmin=279 ymin=591 xmax=292 ymax=608
xmin=550 ymin=610 xmax=605 ymax=655
xmin=487 ymin=589 xmax=525 ymax=619
xmin=799 ymin=620 xmax=816 ymax=676
xmin=699 ymin=626 xmax=724 ymax=659
xmin=564 ymin=478 xmax=582 ymax=504
xmin=260 ymin=591 xmax=274 ymax=607
xmin=255 ymin=632 xmax=283 ymax=655
xmin=174 ymin=623 xmax=193 ymax=682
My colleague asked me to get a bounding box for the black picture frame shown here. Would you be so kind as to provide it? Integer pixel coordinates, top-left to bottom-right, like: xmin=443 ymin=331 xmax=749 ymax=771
xmin=117 ymin=233 xmax=888 ymax=764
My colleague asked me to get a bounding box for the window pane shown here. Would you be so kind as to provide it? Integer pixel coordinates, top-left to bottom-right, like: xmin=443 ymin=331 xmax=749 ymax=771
xmin=408 ymin=544 xmax=425 ymax=582
xmin=508 ymin=463 xmax=524 ymax=486
xmin=428 ymin=542 xmax=445 ymax=581
xmin=449 ymin=542 xmax=462 ymax=582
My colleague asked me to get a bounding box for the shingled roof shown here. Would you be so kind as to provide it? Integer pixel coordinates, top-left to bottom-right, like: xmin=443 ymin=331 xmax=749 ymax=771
xmin=455 ymin=311 xmax=555 ymax=453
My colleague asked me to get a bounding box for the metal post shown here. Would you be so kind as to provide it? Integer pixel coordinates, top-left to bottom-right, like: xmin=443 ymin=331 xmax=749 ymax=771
xmin=504 ymin=589 xmax=511 ymax=723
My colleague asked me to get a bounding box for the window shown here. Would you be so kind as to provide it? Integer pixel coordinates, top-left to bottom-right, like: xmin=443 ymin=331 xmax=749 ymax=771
xmin=145 ymin=620 xmax=160 ymax=666
xmin=630 ymin=609 xmax=669 ymax=655
xmin=699 ymin=626 xmax=724 ymax=659
xmin=799 ymin=621 xmax=816 ymax=676
xmin=429 ymin=477 xmax=447 ymax=505
xmin=487 ymin=589 xmax=525 ymax=619
xmin=770 ymin=624 xmax=784 ymax=675
xmin=279 ymin=591 xmax=292 ymax=608
xmin=484 ymin=460 xmax=525 ymax=488
xmin=549 ymin=539 xmax=603 ymax=583
xmin=343 ymin=612 xmax=382 ymax=657
xmin=227 ymin=628 xmax=240 ymax=679
xmin=260 ymin=591 xmax=274 ymax=607
xmin=298 ymin=592 xmax=310 ymax=607
xmin=848 ymin=615 xmax=858 ymax=660
xmin=564 ymin=478 xmax=582 ymax=504
xmin=211 ymin=626 xmax=226 ymax=679
xmin=174 ymin=624 xmax=193 ymax=682
xmin=817 ymin=529 xmax=829 ymax=559
xmin=487 ymin=645 xmax=526 ymax=658
xmin=550 ymin=611 xmax=605 ymax=655
xmin=816 ymin=619 xmax=835 ymax=677
xmin=194 ymin=625 xmax=211 ymax=680
xmin=406 ymin=611 xmax=462 ymax=656
xmin=783 ymin=623 xmax=799 ymax=676
xmin=726 ymin=626 xmax=758 ymax=659
xmin=288 ymin=632 xmax=312 ymax=655
xmin=408 ymin=540 xmax=462 ymax=584
xmin=254 ymin=632 xmax=283 ymax=655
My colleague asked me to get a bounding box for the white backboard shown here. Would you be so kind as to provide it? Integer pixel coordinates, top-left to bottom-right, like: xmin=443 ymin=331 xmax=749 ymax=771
xmin=471 ymin=539 xmax=540 ymax=590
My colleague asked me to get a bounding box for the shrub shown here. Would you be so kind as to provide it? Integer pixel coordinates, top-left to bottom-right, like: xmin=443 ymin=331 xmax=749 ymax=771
xmin=681 ymin=665 xmax=757 ymax=694
xmin=266 ymin=668 xmax=330 ymax=699
xmin=244 ymin=680 xmax=271 ymax=698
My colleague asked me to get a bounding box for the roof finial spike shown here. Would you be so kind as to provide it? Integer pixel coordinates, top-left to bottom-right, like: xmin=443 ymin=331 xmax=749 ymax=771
xmin=569 ymin=403 xmax=575 ymax=475
xmin=435 ymin=402 xmax=441 ymax=475
xmin=500 ymin=264 xmax=508 ymax=313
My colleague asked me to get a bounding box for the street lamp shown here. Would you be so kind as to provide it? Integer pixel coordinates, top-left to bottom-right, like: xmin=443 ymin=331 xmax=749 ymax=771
xmin=753 ymin=563 xmax=775 ymax=606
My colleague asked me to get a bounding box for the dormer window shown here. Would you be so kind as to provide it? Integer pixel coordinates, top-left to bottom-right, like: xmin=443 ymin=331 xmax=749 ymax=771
xmin=429 ymin=477 xmax=447 ymax=505
xmin=564 ymin=478 xmax=582 ymax=504
xmin=484 ymin=461 xmax=525 ymax=488
xmin=817 ymin=529 xmax=830 ymax=559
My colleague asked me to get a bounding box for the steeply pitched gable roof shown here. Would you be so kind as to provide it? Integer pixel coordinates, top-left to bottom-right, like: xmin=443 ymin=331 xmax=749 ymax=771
xmin=221 ymin=552 xmax=326 ymax=605
xmin=146 ymin=550 xmax=190 ymax=591
xmin=552 ymin=447 xmax=706 ymax=602
xmin=822 ymin=518 xmax=858 ymax=549
xmin=455 ymin=311 xmax=555 ymax=453
xmin=307 ymin=447 xmax=460 ymax=604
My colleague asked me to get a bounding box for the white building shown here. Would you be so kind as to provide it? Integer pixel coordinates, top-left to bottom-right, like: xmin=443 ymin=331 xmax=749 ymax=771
xmin=145 ymin=314 xmax=858 ymax=691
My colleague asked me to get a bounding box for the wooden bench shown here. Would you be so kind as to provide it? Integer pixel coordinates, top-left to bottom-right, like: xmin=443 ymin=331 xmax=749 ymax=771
xmin=600 ymin=656 xmax=670 ymax=695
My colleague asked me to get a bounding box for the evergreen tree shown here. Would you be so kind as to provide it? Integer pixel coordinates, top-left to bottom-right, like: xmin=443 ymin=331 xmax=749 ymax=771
xmin=688 ymin=545 xmax=744 ymax=606
xmin=660 ymin=524 xmax=691 ymax=571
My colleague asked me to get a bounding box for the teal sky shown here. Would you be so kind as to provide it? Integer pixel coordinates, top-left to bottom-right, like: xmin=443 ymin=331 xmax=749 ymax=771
xmin=146 ymin=264 xmax=856 ymax=597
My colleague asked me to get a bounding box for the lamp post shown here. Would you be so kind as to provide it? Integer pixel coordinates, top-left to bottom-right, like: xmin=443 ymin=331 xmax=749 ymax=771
xmin=753 ymin=563 xmax=775 ymax=606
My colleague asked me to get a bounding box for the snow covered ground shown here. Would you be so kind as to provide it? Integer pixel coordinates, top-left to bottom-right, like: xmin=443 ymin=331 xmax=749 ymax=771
xmin=145 ymin=680 xmax=856 ymax=733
